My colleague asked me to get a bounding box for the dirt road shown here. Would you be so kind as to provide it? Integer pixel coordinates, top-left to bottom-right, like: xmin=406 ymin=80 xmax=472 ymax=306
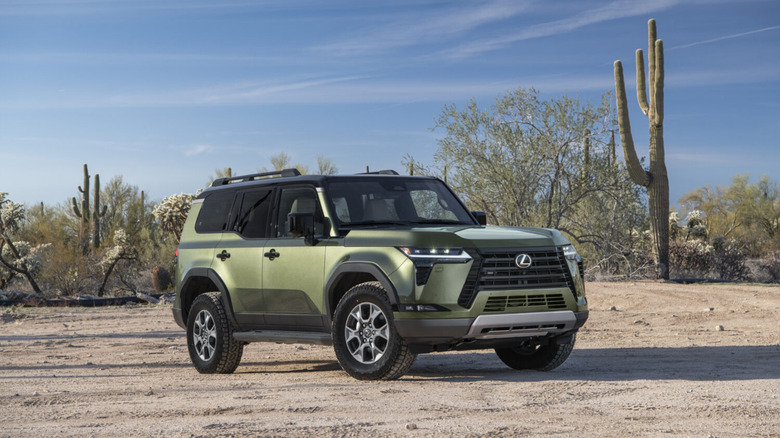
xmin=1 ymin=281 xmax=778 ymax=437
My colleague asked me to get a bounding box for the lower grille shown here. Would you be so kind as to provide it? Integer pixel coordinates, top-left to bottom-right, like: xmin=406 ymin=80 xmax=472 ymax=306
xmin=484 ymin=293 xmax=567 ymax=312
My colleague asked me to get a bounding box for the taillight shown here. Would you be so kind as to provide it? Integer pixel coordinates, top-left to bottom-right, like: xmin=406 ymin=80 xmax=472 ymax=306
xmin=174 ymin=248 xmax=179 ymax=257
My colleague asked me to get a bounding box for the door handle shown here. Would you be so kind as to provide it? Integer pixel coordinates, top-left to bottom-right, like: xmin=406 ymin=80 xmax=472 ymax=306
xmin=216 ymin=250 xmax=230 ymax=261
xmin=264 ymin=249 xmax=280 ymax=261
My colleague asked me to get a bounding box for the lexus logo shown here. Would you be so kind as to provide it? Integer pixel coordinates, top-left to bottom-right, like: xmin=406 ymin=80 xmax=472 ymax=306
xmin=514 ymin=253 xmax=532 ymax=269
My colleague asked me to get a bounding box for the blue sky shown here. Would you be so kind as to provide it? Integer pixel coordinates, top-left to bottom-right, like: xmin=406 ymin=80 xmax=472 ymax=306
xmin=1 ymin=0 xmax=778 ymax=207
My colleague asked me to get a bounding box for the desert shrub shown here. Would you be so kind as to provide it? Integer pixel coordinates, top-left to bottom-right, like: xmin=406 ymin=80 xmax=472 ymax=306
xmin=38 ymin=241 xmax=96 ymax=296
xmin=669 ymin=239 xmax=713 ymax=279
xmin=712 ymin=245 xmax=750 ymax=281
xmin=150 ymin=266 xmax=173 ymax=292
xmin=753 ymin=252 xmax=780 ymax=283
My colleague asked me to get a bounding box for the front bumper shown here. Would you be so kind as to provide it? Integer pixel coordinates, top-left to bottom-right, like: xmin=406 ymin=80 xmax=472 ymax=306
xmin=395 ymin=310 xmax=588 ymax=347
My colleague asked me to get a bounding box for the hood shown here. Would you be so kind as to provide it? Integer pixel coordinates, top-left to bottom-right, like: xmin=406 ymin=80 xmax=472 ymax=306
xmin=343 ymin=225 xmax=570 ymax=249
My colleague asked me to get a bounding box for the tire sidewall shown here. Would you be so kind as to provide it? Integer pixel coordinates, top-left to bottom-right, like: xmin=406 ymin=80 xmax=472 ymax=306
xmin=186 ymin=294 xmax=229 ymax=373
xmin=332 ymin=284 xmax=403 ymax=379
xmin=495 ymin=333 xmax=576 ymax=371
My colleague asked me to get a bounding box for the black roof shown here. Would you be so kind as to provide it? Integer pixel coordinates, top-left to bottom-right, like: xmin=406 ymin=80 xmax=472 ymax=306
xmin=197 ymin=168 xmax=437 ymax=199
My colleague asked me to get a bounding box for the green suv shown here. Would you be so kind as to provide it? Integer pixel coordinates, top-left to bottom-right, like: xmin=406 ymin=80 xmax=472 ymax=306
xmin=172 ymin=169 xmax=588 ymax=380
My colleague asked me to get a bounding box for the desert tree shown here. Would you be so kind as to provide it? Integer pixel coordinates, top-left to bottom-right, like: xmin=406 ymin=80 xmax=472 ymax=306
xmin=431 ymin=88 xmax=648 ymax=277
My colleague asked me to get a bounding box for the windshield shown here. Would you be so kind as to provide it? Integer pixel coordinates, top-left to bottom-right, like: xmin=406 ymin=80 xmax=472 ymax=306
xmin=326 ymin=177 xmax=475 ymax=228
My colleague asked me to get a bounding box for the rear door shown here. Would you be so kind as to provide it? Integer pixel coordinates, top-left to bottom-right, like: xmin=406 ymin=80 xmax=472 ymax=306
xmin=211 ymin=188 xmax=273 ymax=328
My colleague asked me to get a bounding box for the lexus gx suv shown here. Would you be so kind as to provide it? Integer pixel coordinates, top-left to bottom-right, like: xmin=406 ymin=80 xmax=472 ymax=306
xmin=172 ymin=169 xmax=588 ymax=380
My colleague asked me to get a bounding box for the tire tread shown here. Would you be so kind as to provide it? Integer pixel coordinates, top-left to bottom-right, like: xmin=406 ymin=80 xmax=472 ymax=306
xmin=187 ymin=292 xmax=243 ymax=374
xmin=332 ymin=282 xmax=416 ymax=380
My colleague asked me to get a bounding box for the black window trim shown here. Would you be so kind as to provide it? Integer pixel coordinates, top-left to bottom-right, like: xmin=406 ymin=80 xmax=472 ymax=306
xmin=232 ymin=187 xmax=275 ymax=239
xmin=194 ymin=190 xmax=239 ymax=234
xmin=268 ymin=184 xmax=325 ymax=240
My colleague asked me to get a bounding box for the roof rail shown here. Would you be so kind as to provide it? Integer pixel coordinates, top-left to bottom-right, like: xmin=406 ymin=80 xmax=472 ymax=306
xmin=357 ymin=169 xmax=399 ymax=175
xmin=211 ymin=168 xmax=301 ymax=187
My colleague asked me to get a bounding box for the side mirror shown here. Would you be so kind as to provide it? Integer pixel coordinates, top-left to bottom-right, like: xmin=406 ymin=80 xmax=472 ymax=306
xmin=288 ymin=212 xmax=318 ymax=245
xmin=471 ymin=211 xmax=487 ymax=226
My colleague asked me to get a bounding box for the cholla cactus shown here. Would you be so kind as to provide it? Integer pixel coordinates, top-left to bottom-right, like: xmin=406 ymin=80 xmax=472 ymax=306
xmin=685 ymin=210 xmax=707 ymax=240
xmin=669 ymin=211 xmax=681 ymax=240
xmin=0 ymin=196 xmax=24 ymax=234
xmin=1 ymin=241 xmax=51 ymax=276
xmin=153 ymin=193 xmax=194 ymax=241
xmin=0 ymin=193 xmax=48 ymax=294
xmin=100 ymin=229 xmax=131 ymax=270
xmin=97 ymin=228 xmax=137 ymax=297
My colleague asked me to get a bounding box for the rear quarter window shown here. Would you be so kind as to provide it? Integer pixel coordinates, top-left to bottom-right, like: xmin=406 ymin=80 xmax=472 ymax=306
xmin=195 ymin=191 xmax=235 ymax=233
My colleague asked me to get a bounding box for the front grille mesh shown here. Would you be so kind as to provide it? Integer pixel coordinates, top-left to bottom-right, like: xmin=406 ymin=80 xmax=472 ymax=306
xmin=484 ymin=294 xmax=567 ymax=312
xmin=458 ymin=247 xmax=575 ymax=308
xmin=479 ymin=247 xmax=568 ymax=290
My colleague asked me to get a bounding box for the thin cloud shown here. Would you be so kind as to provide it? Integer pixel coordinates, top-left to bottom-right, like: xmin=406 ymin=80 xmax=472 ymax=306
xmin=184 ymin=144 xmax=213 ymax=157
xmin=101 ymin=75 xmax=369 ymax=107
xmin=669 ymin=65 xmax=780 ymax=88
xmin=667 ymin=151 xmax=747 ymax=166
xmin=4 ymin=62 xmax=778 ymax=110
xmin=670 ymin=25 xmax=780 ymax=50
xmin=437 ymin=0 xmax=682 ymax=59
xmin=316 ymin=0 xmax=534 ymax=56
xmin=0 ymin=0 xmax=275 ymax=16
xmin=0 ymin=52 xmax=293 ymax=65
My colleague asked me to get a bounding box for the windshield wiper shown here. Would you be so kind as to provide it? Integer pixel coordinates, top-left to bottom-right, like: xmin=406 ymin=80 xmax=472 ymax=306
xmin=342 ymin=220 xmax=412 ymax=227
xmin=410 ymin=219 xmax=470 ymax=225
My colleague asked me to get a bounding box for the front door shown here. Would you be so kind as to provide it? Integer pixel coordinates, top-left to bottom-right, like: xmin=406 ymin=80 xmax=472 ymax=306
xmin=261 ymin=186 xmax=328 ymax=330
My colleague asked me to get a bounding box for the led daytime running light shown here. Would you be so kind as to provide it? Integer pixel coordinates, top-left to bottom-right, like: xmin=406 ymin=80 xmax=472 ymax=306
xmin=562 ymin=244 xmax=581 ymax=261
xmin=397 ymin=247 xmax=471 ymax=261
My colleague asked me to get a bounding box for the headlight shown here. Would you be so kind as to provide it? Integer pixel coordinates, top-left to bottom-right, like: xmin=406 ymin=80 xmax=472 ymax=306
xmin=562 ymin=244 xmax=582 ymax=262
xmin=397 ymin=247 xmax=472 ymax=263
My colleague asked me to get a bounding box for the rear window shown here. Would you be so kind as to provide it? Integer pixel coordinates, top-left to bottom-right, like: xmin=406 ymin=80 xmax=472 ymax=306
xmin=234 ymin=189 xmax=273 ymax=238
xmin=195 ymin=191 xmax=235 ymax=233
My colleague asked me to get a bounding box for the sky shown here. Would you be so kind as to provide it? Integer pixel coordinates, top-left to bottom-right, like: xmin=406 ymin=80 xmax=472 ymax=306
xmin=1 ymin=0 xmax=779 ymax=208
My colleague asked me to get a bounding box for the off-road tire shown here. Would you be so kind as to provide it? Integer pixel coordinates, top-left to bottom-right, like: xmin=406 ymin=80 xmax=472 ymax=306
xmin=332 ymin=282 xmax=416 ymax=380
xmin=495 ymin=333 xmax=576 ymax=371
xmin=186 ymin=292 xmax=243 ymax=374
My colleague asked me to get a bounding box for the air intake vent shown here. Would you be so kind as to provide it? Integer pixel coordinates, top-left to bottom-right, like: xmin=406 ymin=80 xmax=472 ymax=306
xmin=483 ymin=293 xmax=567 ymax=312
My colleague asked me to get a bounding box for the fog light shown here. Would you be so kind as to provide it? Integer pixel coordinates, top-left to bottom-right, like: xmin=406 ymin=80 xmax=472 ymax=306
xmin=399 ymin=304 xmax=449 ymax=312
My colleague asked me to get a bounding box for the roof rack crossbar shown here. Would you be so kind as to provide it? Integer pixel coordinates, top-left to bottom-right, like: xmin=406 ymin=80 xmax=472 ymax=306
xmin=211 ymin=168 xmax=301 ymax=187
xmin=357 ymin=169 xmax=399 ymax=175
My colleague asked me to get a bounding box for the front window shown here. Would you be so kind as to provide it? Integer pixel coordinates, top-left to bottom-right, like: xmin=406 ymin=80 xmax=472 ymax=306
xmin=274 ymin=187 xmax=325 ymax=237
xmin=326 ymin=177 xmax=475 ymax=228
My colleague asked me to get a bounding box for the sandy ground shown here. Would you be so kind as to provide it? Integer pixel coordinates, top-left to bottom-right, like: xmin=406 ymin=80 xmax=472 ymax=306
xmin=1 ymin=281 xmax=778 ymax=437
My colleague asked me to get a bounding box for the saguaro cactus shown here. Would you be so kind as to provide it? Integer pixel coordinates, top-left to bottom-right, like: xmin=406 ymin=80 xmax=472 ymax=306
xmin=71 ymin=164 xmax=106 ymax=251
xmin=72 ymin=164 xmax=90 ymax=227
xmin=613 ymin=19 xmax=670 ymax=279
xmin=92 ymin=174 xmax=107 ymax=249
